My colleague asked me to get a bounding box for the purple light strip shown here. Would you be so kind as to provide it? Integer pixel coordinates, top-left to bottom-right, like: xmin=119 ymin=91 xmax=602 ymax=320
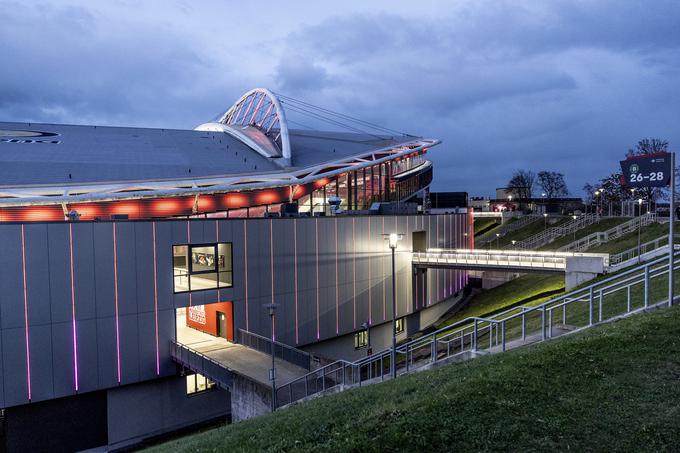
xmin=113 ymin=224 xmax=121 ymax=383
xmin=21 ymin=225 xmax=31 ymax=400
xmin=68 ymin=224 xmax=79 ymax=391
xmin=152 ymin=222 xmax=160 ymax=375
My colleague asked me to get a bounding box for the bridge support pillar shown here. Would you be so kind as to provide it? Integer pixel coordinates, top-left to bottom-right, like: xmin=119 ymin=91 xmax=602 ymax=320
xmin=230 ymin=374 xmax=272 ymax=422
xmin=565 ymin=271 xmax=598 ymax=290
xmin=565 ymin=256 xmax=605 ymax=291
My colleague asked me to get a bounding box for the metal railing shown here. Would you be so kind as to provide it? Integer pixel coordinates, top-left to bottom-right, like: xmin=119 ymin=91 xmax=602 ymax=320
xmin=412 ymin=248 xmax=609 ymax=272
xmin=558 ymin=213 xmax=658 ymax=252
xmin=171 ymin=340 xmax=234 ymax=389
xmin=476 ymin=214 xmax=541 ymax=246
xmin=275 ymin=252 xmax=679 ymax=409
xmin=610 ymin=235 xmax=668 ymax=265
xmin=237 ymin=329 xmax=312 ymax=371
xmin=513 ymin=214 xmax=600 ymax=250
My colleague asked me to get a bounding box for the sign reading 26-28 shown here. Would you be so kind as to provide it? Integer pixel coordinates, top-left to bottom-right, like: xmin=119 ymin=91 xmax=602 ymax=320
xmin=620 ymin=152 xmax=672 ymax=188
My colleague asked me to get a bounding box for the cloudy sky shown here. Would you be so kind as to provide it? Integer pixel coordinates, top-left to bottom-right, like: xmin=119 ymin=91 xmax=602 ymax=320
xmin=1 ymin=0 xmax=679 ymax=196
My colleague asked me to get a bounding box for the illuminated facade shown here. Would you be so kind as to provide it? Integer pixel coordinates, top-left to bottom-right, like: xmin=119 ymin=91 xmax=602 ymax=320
xmin=0 ymin=89 xmax=469 ymax=451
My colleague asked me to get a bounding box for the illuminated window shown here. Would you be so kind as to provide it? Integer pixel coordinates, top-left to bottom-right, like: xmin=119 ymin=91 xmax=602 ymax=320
xmin=395 ymin=317 xmax=405 ymax=334
xmin=173 ymin=243 xmax=233 ymax=293
xmin=354 ymin=330 xmax=368 ymax=349
xmin=186 ymin=373 xmax=216 ymax=395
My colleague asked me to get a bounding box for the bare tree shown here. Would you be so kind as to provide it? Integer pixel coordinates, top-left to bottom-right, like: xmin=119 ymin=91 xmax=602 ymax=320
xmin=537 ymin=171 xmax=568 ymax=199
xmin=507 ymin=170 xmax=535 ymax=201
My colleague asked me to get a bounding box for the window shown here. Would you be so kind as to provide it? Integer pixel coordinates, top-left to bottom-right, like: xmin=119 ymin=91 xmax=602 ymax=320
xmin=354 ymin=330 xmax=368 ymax=349
xmin=186 ymin=373 xmax=216 ymax=395
xmin=173 ymin=242 xmax=233 ymax=293
xmin=395 ymin=317 xmax=405 ymax=334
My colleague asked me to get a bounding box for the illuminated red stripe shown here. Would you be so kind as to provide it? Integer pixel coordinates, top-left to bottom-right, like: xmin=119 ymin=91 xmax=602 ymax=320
xmin=187 ymin=221 xmax=192 ymax=307
xmin=270 ymin=219 xmax=275 ymax=341
xmin=436 ymin=216 xmax=440 ymax=302
xmin=113 ymin=224 xmax=121 ymax=383
xmin=367 ymin=218 xmax=371 ymax=323
xmin=152 ymin=222 xmax=160 ymax=375
xmin=243 ymin=220 xmax=249 ymax=330
xmin=394 ymin=216 xmax=398 ymax=317
xmin=315 ymin=218 xmax=320 ymax=340
xmin=335 ymin=218 xmax=339 ymax=334
xmin=294 ymin=219 xmax=299 ymax=344
xmin=21 ymin=225 xmax=31 ymax=400
xmin=352 ymin=218 xmax=356 ymax=329
xmin=68 ymin=224 xmax=79 ymax=391
xmin=382 ymin=216 xmax=385 ymax=320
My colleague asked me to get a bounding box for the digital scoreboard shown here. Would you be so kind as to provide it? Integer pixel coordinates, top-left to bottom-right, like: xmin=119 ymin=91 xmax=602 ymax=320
xmin=619 ymin=152 xmax=671 ymax=188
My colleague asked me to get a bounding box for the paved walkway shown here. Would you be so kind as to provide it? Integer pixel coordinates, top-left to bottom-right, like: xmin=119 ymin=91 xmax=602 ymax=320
xmin=177 ymin=320 xmax=308 ymax=387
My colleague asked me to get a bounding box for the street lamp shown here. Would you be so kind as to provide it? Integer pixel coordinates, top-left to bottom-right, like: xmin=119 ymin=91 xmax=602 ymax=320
xmin=265 ymin=303 xmax=278 ymax=412
xmin=543 ymin=212 xmax=548 ymax=229
xmin=638 ymin=198 xmax=643 ymax=263
xmin=572 ymin=215 xmax=577 ymax=242
xmin=463 ymin=232 xmax=469 ymax=249
xmin=496 ymin=232 xmax=500 ymax=249
xmin=511 ymin=240 xmax=516 ymax=249
xmin=383 ymin=232 xmax=403 ymax=379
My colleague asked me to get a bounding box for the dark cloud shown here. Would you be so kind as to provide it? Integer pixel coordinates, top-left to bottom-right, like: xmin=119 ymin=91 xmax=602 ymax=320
xmin=1 ymin=0 xmax=679 ymax=196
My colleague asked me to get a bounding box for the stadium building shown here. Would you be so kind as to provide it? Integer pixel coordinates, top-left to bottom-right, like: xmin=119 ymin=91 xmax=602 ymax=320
xmin=0 ymin=89 xmax=470 ymax=451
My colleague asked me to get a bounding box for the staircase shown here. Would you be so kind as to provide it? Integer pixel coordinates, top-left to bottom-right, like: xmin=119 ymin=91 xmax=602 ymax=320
xmin=274 ymin=253 xmax=679 ymax=409
xmin=512 ymin=214 xmax=600 ymax=250
xmin=558 ymin=213 xmax=658 ymax=252
xmin=476 ymin=214 xmax=541 ymax=247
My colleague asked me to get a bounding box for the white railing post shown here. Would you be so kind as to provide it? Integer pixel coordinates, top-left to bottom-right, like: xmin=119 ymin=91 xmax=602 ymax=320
xmin=541 ymin=306 xmax=546 ymax=341
xmin=589 ymin=287 xmax=594 ymax=326
xmin=598 ymin=289 xmax=603 ymax=322
xmin=644 ymin=265 xmax=650 ymax=308
xmin=627 ymin=285 xmax=632 ymax=312
xmin=521 ymin=310 xmax=526 ymax=341
xmin=501 ymin=320 xmax=506 ymax=352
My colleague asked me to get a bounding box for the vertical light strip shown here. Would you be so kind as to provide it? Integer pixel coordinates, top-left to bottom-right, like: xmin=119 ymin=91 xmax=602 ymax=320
xmin=21 ymin=225 xmax=31 ymax=400
xmin=112 ymin=224 xmax=122 ymax=383
xmin=352 ymin=218 xmax=356 ymax=329
xmin=315 ymin=218 xmax=320 ymax=340
xmin=243 ymin=220 xmax=249 ymax=331
xmin=152 ymin=222 xmax=160 ymax=375
xmin=427 ymin=216 xmax=431 ymax=305
xmin=335 ymin=218 xmax=339 ymax=334
xmin=450 ymin=214 xmax=453 ymax=293
xmin=294 ymin=219 xmax=299 ymax=344
xmin=367 ymin=218 xmax=371 ymax=323
xmin=394 ymin=216 xmax=398 ymax=317
xmin=187 ymin=221 xmax=192 ymax=307
xmin=270 ymin=219 xmax=275 ymax=341
xmin=216 ymin=220 xmax=220 ymax=302
xmin=382 ymin=216 xmax=385 ymax=320
xmin=68 ymin=224 xmax=79 ymax=391
xmin=436 ymin=216 xmax=440 ymax=302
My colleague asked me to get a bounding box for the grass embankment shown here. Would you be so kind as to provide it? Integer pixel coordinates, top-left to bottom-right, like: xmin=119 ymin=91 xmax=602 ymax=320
xmin=490 ymin=217 xmax=570 ymax=248
xmin=438 ymin=274 xmax=564 ymax=328
xmin=473 ymin=218 xmax=500 ymax=236
xmin=589 ymin=221 xmax=678 ymax=255
xmin=148 ymin=305 xmax=680 ymax=452
xmin=540 ymin=217 xmax=629 ymax=251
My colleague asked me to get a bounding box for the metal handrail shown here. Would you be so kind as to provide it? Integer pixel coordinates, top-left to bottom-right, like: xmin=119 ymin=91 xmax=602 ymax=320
xmin=558 ymin=213 xmax=658 ymax=252
xmin=237 ymin=329 xmax=312 ymax=371
xmin=275 ymin=251 xmax=679 ymax=408
xmin=513 ymin=214 xmax=601 ymax=250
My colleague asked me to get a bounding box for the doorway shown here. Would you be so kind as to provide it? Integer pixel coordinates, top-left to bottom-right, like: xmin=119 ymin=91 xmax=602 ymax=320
xmin=217 ymin=311 xmax=227 ymax=339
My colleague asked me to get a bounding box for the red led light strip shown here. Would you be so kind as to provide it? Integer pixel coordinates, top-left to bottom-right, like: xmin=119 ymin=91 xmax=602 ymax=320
xmin=244 ymin=220 xmax=249 ymax=330
xmin=294 ymin=219 xmax=299 ymax=344
xmin=21 ymin=225 xmax=31 ymax=400
xmin=352 ymin=218 xmax=356 ymax=329
xmin=112 ymin=224 xmax=122 ymax=383
xmin=335 ymin=218 xmax=339 ymax=334
xmin=315 ymin=218 xmax=320 ymax=340
xmin=68 ymin=224 xmax=79 ymax=391
xmin=270 ymin=219 xmax=275 ymax=341
xmin=152 ymin=222 xmax=160 ymax=375
xmin=367 ymin=218 xmax=371 ymax=323
xmin=382 ymin=216 xmax=385 ymax=320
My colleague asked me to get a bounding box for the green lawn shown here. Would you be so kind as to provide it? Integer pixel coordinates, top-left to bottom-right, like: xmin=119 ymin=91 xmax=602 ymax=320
xmin=539 ymin=217 xmax=629 ymax=251
xmin=589 ymin=221 xmax=677 ymax=255
xmin=146 ymin=305 xmax=680 ymax=452
xmin=489 ymin=217 xmax=571 ymax=248
xmin=473 ymin=218 xmax=500 ymax=235
xmin=437 ymin=274 xmax=564 ymax=328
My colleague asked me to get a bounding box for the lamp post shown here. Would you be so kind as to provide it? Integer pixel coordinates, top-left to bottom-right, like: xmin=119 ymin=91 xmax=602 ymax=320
xmin=463 ymin=232 xmax=469 ymax=249
xmin=511 ymin=240 xmax=516 ymax=249
xmin=572 ymin=215 xmax=577 ymax=242
xmin=637 ymin=198 xmax=643 ymax=263
xmin=496 ymin=233 xmax=500 ymax=249
xmin=383 ymin=233 xmax=402 ymax=379
xmin=265 ymin=303 xmax=278 ymax=412
xmin=543 ymin=213 xmax=548 ymax=230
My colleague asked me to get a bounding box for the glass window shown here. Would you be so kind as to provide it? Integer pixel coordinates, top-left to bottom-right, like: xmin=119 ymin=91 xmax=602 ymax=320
xmin=186 ymin=373 xmax=216 ymax=395
xmin=174 ymin=243 xmax=233 ymax=293
xmin=395 ymin=317 xmax=405 ymax=334
xmin=354 ymin=330 xmax=368 ymax=349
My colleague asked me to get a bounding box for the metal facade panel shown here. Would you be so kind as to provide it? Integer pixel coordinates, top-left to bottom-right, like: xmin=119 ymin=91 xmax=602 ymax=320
xmin=137 ymin=311 xmax=158 ymax=380
xmin=77 ymin=318 xmax=99 ymax=393
xmin=72 ymin=223 xmax=97 ymax=320
xmin=28 ymin=324 xmax=54 ymax=402
xmin=96 ymin=317 xmax=118 ymax=388
xmin=154 ymin=222 xmax=174 ymax=311
xmin=119 ymin=314 xmax=140 ymax=384
xmin=134 ymin=223 xmax=155 ymax=314
xmin=24 ymin=224 xmax=52 ymax=326
xmin=93 ymin=223 xmax=116 ymax=318
xmin=2 ymin=328 xmax=29 ymax=407
xmin=0 ymin=225 xmax=24 ymax=329
xmin=47 ymin=224 xmax=72 ymax=324
xmin=51 ymin=321 xmax=75 ymax=398
xmin=115 ymin=222 xmax=138 ymax=316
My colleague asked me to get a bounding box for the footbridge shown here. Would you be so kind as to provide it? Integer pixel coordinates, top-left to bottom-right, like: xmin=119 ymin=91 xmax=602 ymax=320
xmin=412 ymin=248 xmax=610 ymax=289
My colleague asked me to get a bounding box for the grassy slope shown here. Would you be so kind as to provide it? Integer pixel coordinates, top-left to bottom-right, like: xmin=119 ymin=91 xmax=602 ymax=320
xmin=473 ymin=218 xmax=500 ymax=235
xmin=491 ymin=217 xmax=570 ymax=248
xmin=148 ymin=306 xmax=680 ymax=453
xmin=539 ymin=217 xmax=628 ymax=250
xmin=589 ymin=221 xmax=677 ymax=254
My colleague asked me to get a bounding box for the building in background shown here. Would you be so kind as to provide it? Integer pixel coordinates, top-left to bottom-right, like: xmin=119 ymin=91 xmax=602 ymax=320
xmin=0 ymin=89 xmax=471 ymax=451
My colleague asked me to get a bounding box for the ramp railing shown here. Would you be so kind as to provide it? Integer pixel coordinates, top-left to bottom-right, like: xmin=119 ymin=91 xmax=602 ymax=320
xmin=558 ymin=213 xmax=658 ymax=252
xmin=513 ymin=214 xmax=600 ymax=250
xmin=275 ymin=252 xmax=679 ymax=409
xmin=171 ymin=340 xmax=234 ymax=389
xmin=237 ymin=329 xmax=312 ymax=371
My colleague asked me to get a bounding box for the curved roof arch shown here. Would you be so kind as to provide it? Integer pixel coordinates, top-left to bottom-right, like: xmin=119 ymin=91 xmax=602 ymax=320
xmin=195 ymin=88 xmax=291 ymax=165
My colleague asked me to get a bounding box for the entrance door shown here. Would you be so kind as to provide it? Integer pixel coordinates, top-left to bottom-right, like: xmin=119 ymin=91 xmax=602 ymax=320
xmin=216 ymin=312 xmax=227 ymax=339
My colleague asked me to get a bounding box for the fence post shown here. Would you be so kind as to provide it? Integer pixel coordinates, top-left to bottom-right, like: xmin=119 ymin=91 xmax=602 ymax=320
xmin=431 ymin=333 xmax=437 ymax=363
xmin=501 ymin=320 xmax=506 ymax=352
xmin=562 ymin=303 xmax=566 ymax=326
xmin=489 ymin=323 xmax=493 ymax=349
xmin=541 ymin=306 xmax=546 ymax=341
xmin=548 ymin=308 xmax=553 ymax=338
xmin=644 ymin=265 xmax=650 ymax=308
xmin=589 ymin=287 xmax=594 ymax=326
xmin=289 ymin=384 xmax=293 ymax=403
xmin=627 ymin=285 xmax=632 ymax=312
xmin=521 ymin=311 xmax=526 ymax=341
xmin=598 ymin=289 xmax=603 ymax=322
xmin=473 ymin=319 xmax=478 ymax=352
xmin=322 ymin=367 xmax=326 ymax=391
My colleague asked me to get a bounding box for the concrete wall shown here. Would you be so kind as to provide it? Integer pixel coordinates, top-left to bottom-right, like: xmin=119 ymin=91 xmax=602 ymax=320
xmin=0 ymin=213 xmax=469 ymax=409
xmin=107 ymin=375 xmax=230 ymax=449
xmin=231 ymin=373 xmax=272 ymax=423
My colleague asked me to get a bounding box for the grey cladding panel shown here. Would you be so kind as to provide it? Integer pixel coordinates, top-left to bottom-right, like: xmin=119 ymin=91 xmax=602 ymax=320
xmin=0 ymin=225 xmax=24 ymax=329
